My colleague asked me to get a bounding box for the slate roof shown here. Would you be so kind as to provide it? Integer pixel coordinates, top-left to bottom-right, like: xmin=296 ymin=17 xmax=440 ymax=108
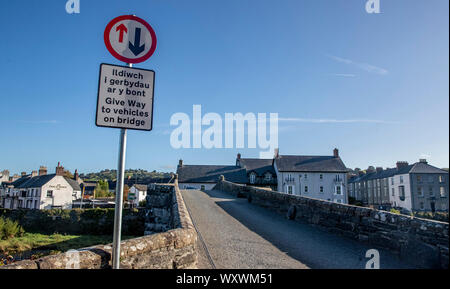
xmin=177 ymin=165 xmax=247 ymax=184
xmin=348 ymin=162 xmax=448 ymax=183
xmin=275 ymin=155 xmax=348 ymax=173
xmin=238 ymin=158 xmax=275 ymax=175
xmin=9 ymin=176 xmax=31 ymax=188
xmin=133 ymin=184 xmax=148 ymax=191
xmin=65 ymin=177 xmax=82 ymax=191
xmin=14 ymin=174 xmax=81 ymax=191
xmin=408 ymin=162 xmax=448 ymax=174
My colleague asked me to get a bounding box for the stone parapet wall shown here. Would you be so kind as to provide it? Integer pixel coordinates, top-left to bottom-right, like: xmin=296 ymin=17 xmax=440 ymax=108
xmin=2 ymin=182 xmax=197 ymax=269
xmin=214 ymin=178 xmax=449 ymax=269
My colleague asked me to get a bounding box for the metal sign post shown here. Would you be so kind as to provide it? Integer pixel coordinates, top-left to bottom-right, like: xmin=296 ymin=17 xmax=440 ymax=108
xmin=101 ymin=15 xmax=157 ymax=269
xmin=112 ymin=126 xmax=128 ymax=269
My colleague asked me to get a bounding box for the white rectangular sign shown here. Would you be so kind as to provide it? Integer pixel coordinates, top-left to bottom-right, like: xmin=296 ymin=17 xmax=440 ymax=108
xmin=96 ymin=63 xmax=155 ymax=131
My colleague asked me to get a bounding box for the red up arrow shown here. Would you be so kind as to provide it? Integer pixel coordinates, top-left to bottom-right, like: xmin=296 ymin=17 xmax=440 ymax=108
xmin=116 ymin=24 xmax=128 ymax=43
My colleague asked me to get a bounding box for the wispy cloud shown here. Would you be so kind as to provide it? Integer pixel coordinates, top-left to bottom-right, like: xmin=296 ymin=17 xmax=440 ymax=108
xmin=328 ymin=73 xmax=357 ymax=78
xmin=279 ymin=117 xmax=399 ymax=124
xmin=19 ymin=120 xmax=61 ymax=124
xmin=327 ymin=54 xmax=388 ymax=75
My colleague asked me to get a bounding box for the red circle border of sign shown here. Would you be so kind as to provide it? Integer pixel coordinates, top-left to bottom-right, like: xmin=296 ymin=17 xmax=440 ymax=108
xmin=104 ymin=15 xmax=157 ymax=64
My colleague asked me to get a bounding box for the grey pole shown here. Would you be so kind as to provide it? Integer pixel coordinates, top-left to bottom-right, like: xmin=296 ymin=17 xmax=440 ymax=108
xmin=112 ymin=63 xmax=132 ymax=269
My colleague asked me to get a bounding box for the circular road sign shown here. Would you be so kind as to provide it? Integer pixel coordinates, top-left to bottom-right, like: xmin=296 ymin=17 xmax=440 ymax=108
xmin=104 ymin=15 xmax=157 ymax=64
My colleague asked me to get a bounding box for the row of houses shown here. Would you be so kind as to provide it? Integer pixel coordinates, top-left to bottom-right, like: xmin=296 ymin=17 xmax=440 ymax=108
xmin=177 ymin=148 xmax=349 ymax=204
xmin=0 ymin=163 xmax=82 ymax=210
xmin=348 ymin=159 xmax=449 ymax=213
xmin=176 ymin=149 xmax=449 ymax=213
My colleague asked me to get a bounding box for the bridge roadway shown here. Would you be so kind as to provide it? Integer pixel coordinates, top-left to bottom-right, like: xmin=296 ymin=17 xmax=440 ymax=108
xmin=181 ymin=189 xmax=416 ymax=269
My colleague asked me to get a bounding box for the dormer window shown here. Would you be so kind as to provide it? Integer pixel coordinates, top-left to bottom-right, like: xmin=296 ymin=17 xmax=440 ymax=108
xmin=264 ymin=173 xmax=271 ymax=181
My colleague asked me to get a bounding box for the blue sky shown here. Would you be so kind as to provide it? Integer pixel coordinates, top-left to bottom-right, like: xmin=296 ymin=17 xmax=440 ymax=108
xmin=0 ymin=0 xmax=448 ymax=175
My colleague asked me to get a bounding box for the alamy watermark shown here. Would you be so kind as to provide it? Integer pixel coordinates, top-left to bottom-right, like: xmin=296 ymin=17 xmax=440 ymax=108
xmin=66 ymin=0 xmax=80 ymax=14
xmin=366 ymin=0 xmax=381 ymax=14
xmin=65 ymin=249 xmax=80 ymax=269
xmin=365 ymin=249 xmax=380 ymax=269
xmin=170 ymin=105 xmax=278 ymax=159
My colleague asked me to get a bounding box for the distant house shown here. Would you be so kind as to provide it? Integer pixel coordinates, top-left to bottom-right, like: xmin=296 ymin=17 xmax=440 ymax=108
xmin=80 ymin=182 xmax=97 ymax=199
xmin=177 ymin=160 xmax=247 ymax=191
xmin=349 ymin=159 xmax=449 ymax=212
xmin=128 ymin=184 xmax=148 ymax=207
xmin=0 ymin=163 xmax=81 ymax=210
xmin=273 ymin=148 xmax=349 ymax=204
xmin=235 ymin=154 xmax=277 ymax=190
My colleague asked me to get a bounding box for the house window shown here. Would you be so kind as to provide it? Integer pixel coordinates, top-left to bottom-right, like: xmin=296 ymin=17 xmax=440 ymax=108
xmin=46 ymin=190 xmax=53 ymax=198
xmin=439 ymin=175 xmax=444 ymax=183
xmin=287 ymin=185 xmax=293 ymax=195
xmin=420 ymin=202 xmax=424 ymax=210
xmin=320 ymin=186 xmax=324 ymax=193
xmin=392 ymin=188 xmax=395 ymax=196
xmin=417 ymin=175 xmax=422 ymax=182
xmin=200 ymin=185 xmax=205 ymax=191
xmin=440 ymin=187 xmax=446 ymax=198
xmin=304 ymin=186 xmax=308 ymax=193
xmin=250 ymin=173 xmax=256 ymax=184
xmin=336 ymin=186 xmax=342 ymax=195
xmin=336 ymin=199 xmax=342 ymax=204
xmin=400 ymin=176 xmax=404 ymax=184
xmin=319 ymin=174 xmax=323 ymax=180
xmin=391 ymin=178 xmax=394 ymax=185
xmin=399 ymin=186 xmax=405 ymax=201
xmin=418 ymin=186 xmax=423 ymax=197
xmin=429 ymin=187 xmax=434 ymax=196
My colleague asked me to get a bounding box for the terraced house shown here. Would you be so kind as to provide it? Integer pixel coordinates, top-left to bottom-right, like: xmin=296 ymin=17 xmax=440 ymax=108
xmin=348 ymin=159 xmax=449 ymax=213
xmin=0 ymin=163 xmax=81 ymax=210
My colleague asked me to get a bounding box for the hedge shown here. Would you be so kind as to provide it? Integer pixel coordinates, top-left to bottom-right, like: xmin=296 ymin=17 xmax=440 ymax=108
xmin=0 ymin=208 xmax=145 ymax=236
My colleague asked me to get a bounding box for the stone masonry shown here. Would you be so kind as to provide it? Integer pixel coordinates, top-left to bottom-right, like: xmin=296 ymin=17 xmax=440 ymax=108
xmin=215 ymin=176 xmax=449 ymax=269
xmin=2 ymin=180 xmax=198 ymax=269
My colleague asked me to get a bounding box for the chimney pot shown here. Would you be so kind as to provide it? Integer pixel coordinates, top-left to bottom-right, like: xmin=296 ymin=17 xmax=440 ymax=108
xmin=237 ymin=153 xmax=241 ymax=160
xmin=39 ymin=166 xmax=47 ymax=176
xmin=333 ymin=148 xmax=339 ymax=158
xmin=419 ymin=159 xmax=428 ymax=164
xmin=56 ymin=163 xmax=65 ymax=176
xmin=274 ymin=148 xmax=279 ymax=159
xmin=396 ymin=161 xmax=409 ymax=170
xmin=178 ymin=159 xmax=183 ymax=167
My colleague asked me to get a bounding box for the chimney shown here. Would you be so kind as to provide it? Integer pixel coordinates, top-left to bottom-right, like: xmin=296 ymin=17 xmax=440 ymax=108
xmin=31 ymin=170 xmax=38 ymax=177
xmin=419 ymin=159 xmax=428 ymax=164
xmin=237 ymin=153 xmax=241 ymax=160
xmin=21 ymin=172 xmax=27 ymax=177
xmin=376 ymin=167 xmax=383 ymax=173
xmin=333 ymin=148 xmax=339 ymax=158
xmin=39 ymin=166 xmax=47 ymax=176
xmin=74 ymin=169 xmax=79 ymax=181
xmin=178 ymin=159 xmax=183 ymax=168
xmin=55 ymin=162 xmax=65 ymax=176
xmin=396 ymin=161 xmax=409 ymax=170
xmin=274 ymin=148 xmax=279 ymax=159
